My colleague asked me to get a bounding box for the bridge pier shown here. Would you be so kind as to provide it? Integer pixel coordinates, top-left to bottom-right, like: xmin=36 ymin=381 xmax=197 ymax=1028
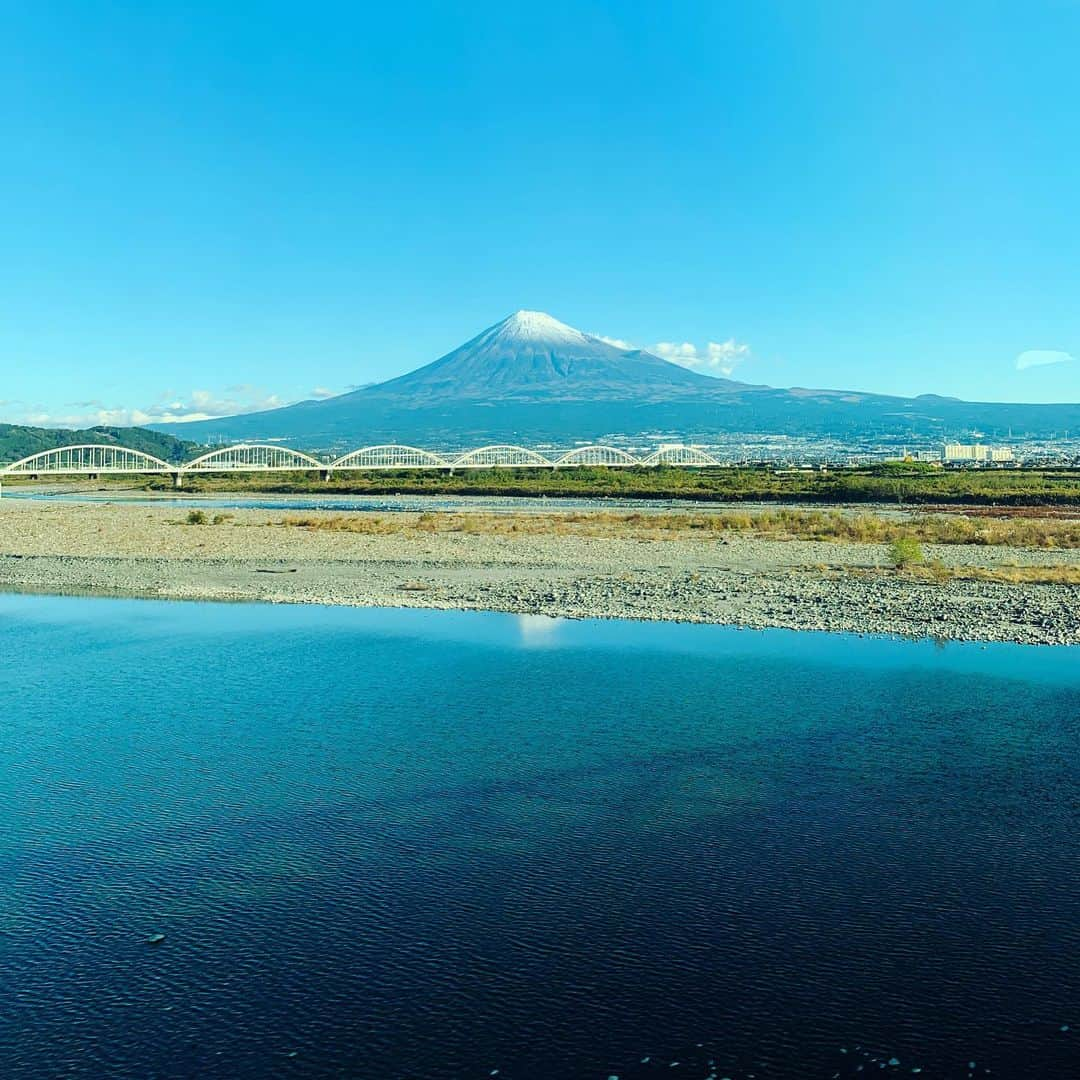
xmin=319 ymin=469 xmax=332 ymax=482
xmin=172 ymin=472 xmax=183 ymax=489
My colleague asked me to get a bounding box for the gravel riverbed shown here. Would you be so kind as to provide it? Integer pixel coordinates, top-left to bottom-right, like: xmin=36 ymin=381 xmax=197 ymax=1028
xmin=2 ymin=499 xmax=1078 ymax=644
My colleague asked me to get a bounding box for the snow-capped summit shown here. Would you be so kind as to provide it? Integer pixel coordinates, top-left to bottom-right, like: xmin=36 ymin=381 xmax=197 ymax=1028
xmin=369 ymin=309 xmax=715 ymax=404
xmin=493 ymin=310 xmax=594 ymax=348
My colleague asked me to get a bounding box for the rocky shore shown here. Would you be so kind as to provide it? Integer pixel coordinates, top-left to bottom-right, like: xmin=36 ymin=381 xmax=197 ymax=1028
xmin=1 ymin=498 xmax=1078 ymax=644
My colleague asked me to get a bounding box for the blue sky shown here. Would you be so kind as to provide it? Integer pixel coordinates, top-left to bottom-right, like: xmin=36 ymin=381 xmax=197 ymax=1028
xmin=2 ymin=0 xmax=1079 ymax=427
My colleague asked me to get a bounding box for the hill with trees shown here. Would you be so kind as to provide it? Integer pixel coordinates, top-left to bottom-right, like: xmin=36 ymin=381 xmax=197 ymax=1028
xmin=0 ymin=423 xmax=202 ymax=465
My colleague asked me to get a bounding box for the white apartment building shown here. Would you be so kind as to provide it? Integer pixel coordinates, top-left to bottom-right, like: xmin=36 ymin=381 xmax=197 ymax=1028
xmin=943 ymin=443 xmax=1015 ymax=464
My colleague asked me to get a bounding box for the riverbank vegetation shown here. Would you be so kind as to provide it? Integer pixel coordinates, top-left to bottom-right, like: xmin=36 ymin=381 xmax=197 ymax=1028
xmin=276 ymin=508 xmax=1080 ymax=548
xmin=12 ymin=462 xmax=1080 ymax=505
xmin=923 ymin=563 xmax=1080 ymax=585
xmin=132 ymin=462 xmax=1080 ymax=506
xmin=857 ymin=562 xmax=1080 ymax=586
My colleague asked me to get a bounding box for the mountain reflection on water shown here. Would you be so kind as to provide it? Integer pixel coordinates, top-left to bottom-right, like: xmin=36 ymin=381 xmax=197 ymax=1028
xmin=0 ymin=595 xmax=1076 ymax=1079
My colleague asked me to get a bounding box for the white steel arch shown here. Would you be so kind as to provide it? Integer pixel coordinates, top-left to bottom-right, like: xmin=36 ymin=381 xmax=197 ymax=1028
xmin=331 ymin=445 xmax=450 ymax=469
xmin=182 ymin=444 xmax=324 ymax=472
xmin=0 ymin=441 xmax=729 ymax=479
xmin=1 ymin=444 xmax=173 ymax=475
xmin=555 ymin=445 xmax=642 ymax=467
xmin=451 ymin=445 xmax=554 ymax=468
xmin=641 ymin=445 xmax=723 ymax=467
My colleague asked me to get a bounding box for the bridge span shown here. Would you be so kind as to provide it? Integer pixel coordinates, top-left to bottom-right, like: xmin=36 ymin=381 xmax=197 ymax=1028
xmin=0 ymin=441 xmax=724 ymax=488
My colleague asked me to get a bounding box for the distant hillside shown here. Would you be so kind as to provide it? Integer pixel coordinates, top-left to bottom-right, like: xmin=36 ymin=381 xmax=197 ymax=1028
xmin=0 ymin=423 xmax=202 ymax=465
xmin=153 ymin=310 xmax=1080 ymax=448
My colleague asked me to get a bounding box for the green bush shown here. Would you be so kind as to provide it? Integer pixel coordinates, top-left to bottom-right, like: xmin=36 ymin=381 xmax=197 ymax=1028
xmin=186 ymin=509 xmax=208 ymax=525
xmin=889 ymin=536 xmax=925 ymax=568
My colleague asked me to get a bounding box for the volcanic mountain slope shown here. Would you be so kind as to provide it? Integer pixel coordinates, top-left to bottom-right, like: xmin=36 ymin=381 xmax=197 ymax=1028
xmin=152 ymin=311 xmax=1080 ymax=447
xmin=368 ymin=310 xmax=732 ymax=403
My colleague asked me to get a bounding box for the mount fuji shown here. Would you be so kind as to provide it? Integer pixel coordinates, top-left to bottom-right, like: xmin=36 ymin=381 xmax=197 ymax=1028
xmin=365 ymin=310 xmax=730 ymax=403
xmin=153 ymin=311 xmax=1080 ymax=447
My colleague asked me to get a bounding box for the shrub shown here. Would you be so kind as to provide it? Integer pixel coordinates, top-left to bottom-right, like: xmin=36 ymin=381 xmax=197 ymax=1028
xmin=889 ymin=536 xmax=925 ymax=568
xmin=186 ymin=509 xmax=208 ymax=525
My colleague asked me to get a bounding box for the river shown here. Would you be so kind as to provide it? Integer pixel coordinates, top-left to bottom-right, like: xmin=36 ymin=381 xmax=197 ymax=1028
xmin=0 ymin=595 xmax=1076 ymax=1078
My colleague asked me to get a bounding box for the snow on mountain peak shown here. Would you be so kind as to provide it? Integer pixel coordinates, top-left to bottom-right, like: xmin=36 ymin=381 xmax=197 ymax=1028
xmin=362 ymin=307 xmax=717 ymax=405
xmin=496 ymin=310 xmax=594 ymax=347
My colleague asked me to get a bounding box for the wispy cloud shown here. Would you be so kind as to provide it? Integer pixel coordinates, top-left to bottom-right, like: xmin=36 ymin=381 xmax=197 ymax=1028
xmin=1016 ymin=349 xmax=1073 ymax=371
xmin=595 ymin=333 xmax=752 ymax=377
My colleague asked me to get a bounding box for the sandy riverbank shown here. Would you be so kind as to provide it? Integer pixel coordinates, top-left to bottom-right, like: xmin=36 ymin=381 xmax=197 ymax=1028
xmin=1 ymin=499 xmax=1078 ymax=643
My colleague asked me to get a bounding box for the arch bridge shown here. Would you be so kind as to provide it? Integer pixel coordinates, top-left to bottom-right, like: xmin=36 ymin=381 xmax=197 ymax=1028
xmin=2 ymin=444 xmax=173 ymax=477
xmin=0 ymin=441 xmax=725 ymax=486
xmin=183 ymin=444 xmax=325 ymax=472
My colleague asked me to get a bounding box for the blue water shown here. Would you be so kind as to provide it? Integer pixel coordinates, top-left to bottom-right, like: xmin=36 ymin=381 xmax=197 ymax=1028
xmin=0 ymin=596 xmax=1076 ymax=1079
xmin=4 ymin=491 xmax=734 ymax=513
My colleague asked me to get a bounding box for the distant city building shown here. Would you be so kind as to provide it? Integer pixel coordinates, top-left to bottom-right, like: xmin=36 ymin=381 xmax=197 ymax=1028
xmin=943 ymin=443 xmax=1015 ymax=464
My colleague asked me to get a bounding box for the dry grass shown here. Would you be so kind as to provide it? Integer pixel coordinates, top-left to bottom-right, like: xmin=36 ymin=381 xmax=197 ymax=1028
xmin=277 ymin=509 xmax=1080 ymax=548
xmin=909 ymin=563 xmax=1080 ymax=586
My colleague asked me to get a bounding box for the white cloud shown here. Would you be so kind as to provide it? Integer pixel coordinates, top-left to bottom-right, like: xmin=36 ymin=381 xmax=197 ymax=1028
xmin=1016 ymin=349 xmax=1073 ymax=371
xmin=656 ymin=339 xmax=752 ymax=375
xmin=5 ymin=385 xmax=290 ymax=429
xmin=309 ymin=386 xmax=337 ymax=400
xmin=594 ymin=335 xmax=636 ymax=351
xmin=653 ymin=341 xmax=699 ymax=362
xmin=596 ymin=332 xmax=752 ymax=377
